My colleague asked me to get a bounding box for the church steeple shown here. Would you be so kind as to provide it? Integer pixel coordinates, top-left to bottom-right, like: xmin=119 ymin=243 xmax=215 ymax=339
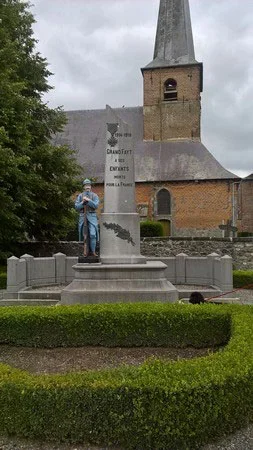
xmin=146 ymin=0 xmax=198 ymax=69
xmin=142 ymin=0 xmax=203 ymax=142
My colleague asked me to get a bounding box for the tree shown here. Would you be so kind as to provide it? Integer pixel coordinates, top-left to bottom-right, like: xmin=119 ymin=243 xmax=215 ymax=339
xmin=0 ymin=0 xmax=81 ymax=255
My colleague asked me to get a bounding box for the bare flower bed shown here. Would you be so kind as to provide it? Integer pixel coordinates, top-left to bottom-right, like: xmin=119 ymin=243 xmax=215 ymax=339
xmin=0 ymin=344 xmax=214 ymax=375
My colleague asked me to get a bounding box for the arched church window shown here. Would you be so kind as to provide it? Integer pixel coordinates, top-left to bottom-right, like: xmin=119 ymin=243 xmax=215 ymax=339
xmin=157 ymin=189 xmax=171 ymax=215
xmin=164 ymin=78 xmax=177 ymax=101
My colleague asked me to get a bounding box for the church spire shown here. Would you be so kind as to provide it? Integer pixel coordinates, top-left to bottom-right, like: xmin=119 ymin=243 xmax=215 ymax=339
xmin=145 ymin=0 xmax=199 ymax=69
xmin=142 ymin=0 xmax=203 ymax=142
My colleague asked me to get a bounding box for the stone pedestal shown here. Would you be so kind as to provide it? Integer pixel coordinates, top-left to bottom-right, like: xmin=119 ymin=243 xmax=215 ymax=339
xmin=78 ymin=255 xmax=100 ymax=264
xmin=100 ymin=213 xmax=145 ymax=264
xmin=61 ymin=261 xmax=178 ymax=304
xmin=100 ymin=105 xmax=145 ymax=265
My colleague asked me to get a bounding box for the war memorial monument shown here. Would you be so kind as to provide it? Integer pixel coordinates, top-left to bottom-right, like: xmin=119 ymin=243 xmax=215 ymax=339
xmin=61 ymin=106 xmax=178 ymax=304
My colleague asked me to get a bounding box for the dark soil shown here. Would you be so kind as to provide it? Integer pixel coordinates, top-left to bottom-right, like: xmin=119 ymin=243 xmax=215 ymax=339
xmin=0 ymin=345 xmax=215 ymax=374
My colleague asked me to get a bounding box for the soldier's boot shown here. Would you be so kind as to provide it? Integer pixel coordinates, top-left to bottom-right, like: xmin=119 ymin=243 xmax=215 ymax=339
xmin=90 ymin=237 xmax=98 ymax=257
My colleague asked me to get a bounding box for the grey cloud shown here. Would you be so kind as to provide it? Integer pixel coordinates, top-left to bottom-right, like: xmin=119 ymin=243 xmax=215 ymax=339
xmin=191 ymin=0 xmax=253 ymax=175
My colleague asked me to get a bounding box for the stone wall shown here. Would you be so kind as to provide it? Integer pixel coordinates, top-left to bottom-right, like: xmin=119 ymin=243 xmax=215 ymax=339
xmin=141 ymin=237 xmax=253 ymax=270
xmin=15 ymin=237 xmax=253 ymax=270
xmin=16 ymin=241 xmax=84 ymax=258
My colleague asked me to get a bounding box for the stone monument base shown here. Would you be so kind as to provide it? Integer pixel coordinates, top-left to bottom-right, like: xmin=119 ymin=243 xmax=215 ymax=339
xmin=61 ymin=261 xmax=178 ymax=304
xmin=78 ymin=255 xmax=100 ymax=264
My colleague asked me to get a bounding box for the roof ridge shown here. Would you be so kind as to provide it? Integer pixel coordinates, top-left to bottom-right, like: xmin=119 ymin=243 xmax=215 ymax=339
xmin=65 ymin=106 xmax=142 ymax=113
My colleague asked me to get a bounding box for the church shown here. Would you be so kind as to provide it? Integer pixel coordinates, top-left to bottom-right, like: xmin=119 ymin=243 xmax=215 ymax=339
xmin=54 ymin=0 xmax=252 ymax=237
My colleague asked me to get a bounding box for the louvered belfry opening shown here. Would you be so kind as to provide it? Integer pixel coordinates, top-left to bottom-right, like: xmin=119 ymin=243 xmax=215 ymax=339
xmin=164 ymin=78 xmax=177 ymax=101
xmin=157 ymin=189 xmax=171 ymax=215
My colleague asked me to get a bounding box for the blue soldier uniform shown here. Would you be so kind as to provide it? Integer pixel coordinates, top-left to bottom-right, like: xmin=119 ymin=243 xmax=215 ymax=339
xmin=75 ymin=179 xmax=99 ymax=255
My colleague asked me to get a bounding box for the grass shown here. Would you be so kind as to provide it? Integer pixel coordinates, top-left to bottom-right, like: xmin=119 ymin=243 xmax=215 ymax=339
xmin=233 ymin=270 xmax=253 ymax=289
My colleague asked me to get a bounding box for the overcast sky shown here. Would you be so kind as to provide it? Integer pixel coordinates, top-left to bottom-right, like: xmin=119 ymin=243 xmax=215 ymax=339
xmin=30 ymin=0 xmax=253 ymax=178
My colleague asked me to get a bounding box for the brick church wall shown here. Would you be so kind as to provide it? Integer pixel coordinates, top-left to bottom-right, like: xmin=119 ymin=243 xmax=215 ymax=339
xmin=239 ymin=180 xmax=253 ymax=233
xmin=92 ymin=180 xmax=234 ymax=237
xmin=136 ymin=180 xmax=233 ymax=236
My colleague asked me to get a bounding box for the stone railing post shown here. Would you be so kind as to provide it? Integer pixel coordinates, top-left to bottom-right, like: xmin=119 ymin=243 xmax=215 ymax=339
xmin=207 ymin=253 xmax=219 ymax=286
xmin=220 ymin=255 xmax=233 ymax=293
xmin=20 ymin=254 xmax=34 ymax=287
xmin=7 ymin=256 xmax=20 ymax=293
xmin=7 ymin=256 xmax=27 ymax=294
xmin=54 ymin=253 xmax=66 ymax=284
xmin=175 ymin=253 xmax=187 ymax=284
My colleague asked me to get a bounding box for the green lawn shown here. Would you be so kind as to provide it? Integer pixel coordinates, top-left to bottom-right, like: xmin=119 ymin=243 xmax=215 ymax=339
xmin=233 ymin=270 xmax=253 ymax=289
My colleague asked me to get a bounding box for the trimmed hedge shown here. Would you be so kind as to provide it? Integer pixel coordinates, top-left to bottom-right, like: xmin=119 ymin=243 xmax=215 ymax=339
xmin=140 ymin=220 xmax=164 ymax=237
xmin=0 ymin=303 xmax=230 ymax=348
xmin=233 ymin=270 xmax=253 ymax=289
xmin=0 ymin=304 xmax=252 ymax=449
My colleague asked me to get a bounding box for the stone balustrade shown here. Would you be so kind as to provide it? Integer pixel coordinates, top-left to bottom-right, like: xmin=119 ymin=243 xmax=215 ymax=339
xmin=6 ymin=252 xmax=233 ymax=298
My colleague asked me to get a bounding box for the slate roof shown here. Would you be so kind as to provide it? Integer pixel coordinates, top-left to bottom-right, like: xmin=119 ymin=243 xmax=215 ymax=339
xmin=143 ymin=0 xmax=199 ymax=70
xmin=53 ymin=107 xmax=238 ymax=183
xmin=244 ymin=173 xmax=253 ymax=180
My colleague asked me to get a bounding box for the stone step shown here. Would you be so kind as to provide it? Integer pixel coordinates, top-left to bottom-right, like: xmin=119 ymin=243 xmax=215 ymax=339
xmin=177 ymin=288 xmax=221 ymax=300
xmin=179 ymin=298 xmax=245 ymax=305
xmin=18 ymin=290 xmax=61 ymax=300
xmin=0 ymin=299 xmax=59 ymax=307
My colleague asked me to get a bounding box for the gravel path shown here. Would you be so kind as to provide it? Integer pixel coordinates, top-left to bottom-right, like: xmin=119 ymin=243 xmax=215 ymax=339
xmin=217 ymin=288 xmax=253 ymax=303
xmin=202 ymin=424 xmax=253 ymax=450
xmin=0 ymin=424 xmax=252 ymax=450
xmin=177 ymin=286 xmax=253 ymax=304
xmin=207 ymin=287 xmax=253 ymax=304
